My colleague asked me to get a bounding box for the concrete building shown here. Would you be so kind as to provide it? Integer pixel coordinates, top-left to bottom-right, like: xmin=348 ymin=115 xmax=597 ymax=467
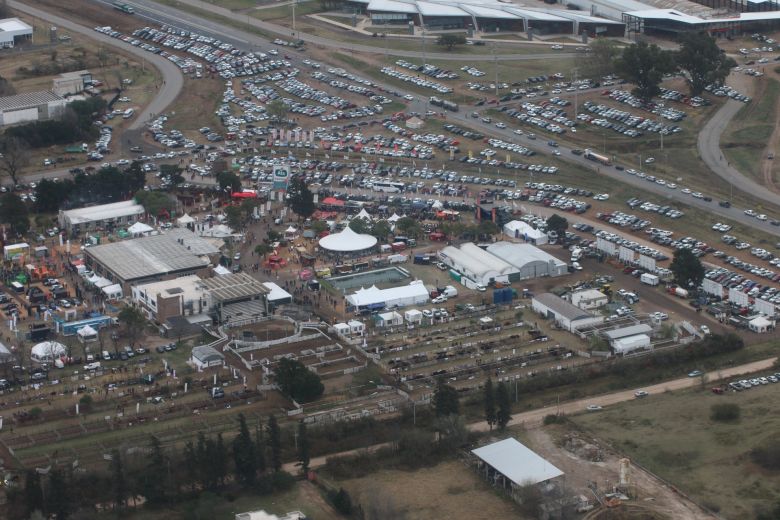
xmin=0 ymin=90 xmax=66 ymax=127
xmin=131 ymin=275 xmax=209 ymax=323
xmin=486 ymin=242 xmax=568 ymax=280
xmin=198 ymin=273 xmax=269 ymax=324
xmin=59 ymin=200 xmax=146 ymax=234
xmin=84 ymin=233 xmax=212 ymax=291
xmin=191 ymin=345 xmax=225 ymax=370
xmin=532 ymin=292 xmax=604 ymax=332
xmin=52 ymin=70 xmax=92 ymax=97
xmin=570 ymin=289 xmax=608 ymax=310
xmin=0 ymin=18 xmax=33 ymax=48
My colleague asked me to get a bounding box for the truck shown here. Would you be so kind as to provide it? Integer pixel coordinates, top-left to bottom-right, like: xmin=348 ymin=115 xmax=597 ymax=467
xmin=669 ymin=287 xmax=689 ymax=298
xmin=584 ymin=149 xmax=611 ymax=166
xmin=570 ymin=247 xmax=582 ymax=262
xmin=640 ymin=273 xmax=659 ymax=286
xmin=113 ymin=2 xmax=135 ymax=13
xmin=443 ymin=285 xmax=458 ymax=298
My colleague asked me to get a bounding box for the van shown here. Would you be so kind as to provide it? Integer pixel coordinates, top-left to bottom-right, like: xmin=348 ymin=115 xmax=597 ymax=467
xmin=10 ymin=281 xmax=23 ymax=293
xmin=102 ymin=350 xmax=111 ymax=361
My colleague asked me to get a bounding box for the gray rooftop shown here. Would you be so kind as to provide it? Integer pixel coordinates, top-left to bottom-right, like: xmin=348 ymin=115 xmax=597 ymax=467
xmin=0 ymin=91 xmax=62 ymax=112
xmin=192 ymin=345 xmax=224 ymax=363
xmin=603 ymin=324 xmax=653 ymax=341
xmin=165 ymin=228 xmax=222 ymax=256
xmin=472 ymin=438 xmax=563 ymax=486
xmin=534 ymin=293 xmax=594 ymax=321
xmin=86 ymin=234 xmax=209 ymax=281
xmin=198 ymin=273 xmax=269 ymax=303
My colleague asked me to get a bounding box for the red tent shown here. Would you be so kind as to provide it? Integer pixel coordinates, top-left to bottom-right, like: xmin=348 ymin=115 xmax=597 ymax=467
xmin=321 ymin=197 xmax=344 ymax=207
xmin=231 ymin=191 xmax=257 ymax=199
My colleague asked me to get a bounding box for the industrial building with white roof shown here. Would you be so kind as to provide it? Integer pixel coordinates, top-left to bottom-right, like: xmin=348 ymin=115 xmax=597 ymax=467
xmin=59 ymin=200 xmax=146 ymax=233
xmin=0 ymin=18 xmax=32 ymax=48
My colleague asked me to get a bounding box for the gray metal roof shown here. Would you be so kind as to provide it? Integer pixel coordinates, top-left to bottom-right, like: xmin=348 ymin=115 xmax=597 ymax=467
xmin=165 ymin=228 xmax=222 ymax=256
xmin=86 ymin=234 xmax=209 ymax=281
xmin=0 ymin=91 xmax=62 ymax=112
xmin=198 ymin=273 xmax=269 ymax=303
xmin=472 ymin=438 xmax=563 ymax=486
xmin=534 ymin=293 xmax=594 ymax=321
xmin=191 ymin=345 xmax=224 ymax=363
xmin=603 ymin=324 xmax=653 ymax=341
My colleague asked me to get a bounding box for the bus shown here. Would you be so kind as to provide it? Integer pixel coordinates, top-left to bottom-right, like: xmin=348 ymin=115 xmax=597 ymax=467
xmin=583 ymin=149 xmax=611 ymax=166
xmin=429 ymin=96 xmax=459 ymax=112
xmin=113 ymin=2 xmax=135 ymax=14
xmin=372 ymin=180 xmax=405 ymax=193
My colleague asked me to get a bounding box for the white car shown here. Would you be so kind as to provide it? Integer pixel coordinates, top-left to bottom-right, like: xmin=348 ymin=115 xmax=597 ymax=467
xmin=681 ymin=188 xmax=691 ymax=194
xmin=403 ymin=94 xmax=414 ymax=101
xmin=634 ymin=390 xmax=649 ymax=398
xmin=586 ymin=404 xmax=603 ymax=411
xmin=757 ymin=214 xmax=768 ymax=221
xmin=572 ymin=261 xmax=583 ymax=271
xmin=745 ymin=209 xmax=757 ymax=217
xmin=495 ymin=122 xmax=506 ymax=129
xmin=700 ymin=325 xmax=711 ymax=335
xmin=432 ymin=295 xmax=448 ymax=304
xmin=551 ymin=44 xmax=564 ymax=50
xmin=513 ymin=129 xmax=524 ymax=135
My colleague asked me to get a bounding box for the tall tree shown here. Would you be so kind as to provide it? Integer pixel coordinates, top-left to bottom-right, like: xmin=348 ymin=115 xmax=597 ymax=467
xmin=196 ymin=432 xmax=209 ymax=490
xmin=216 ymin=171 xmax=241 ymax=192
xmin=46 ymin=468 xmax=71 ymax=519
xmin=371 ymin=219 xmax=392 ymax=242
xmin=584 ymin=39 xmax=620 ymax=80
xmin=348 ymin=217 xmax=370 ymax=234
xmin=615 ymin=42 xmax=676 ymax=101
xmin=286 ymin=176 xmax=315 ymax=219
xmin=35 ymin=178 xmax=74 ymax=213
xmin=109 ymin=449 xmax=127 ymax=510
xmin=183 ymin=441 xmax=198 ymax=493
xmin=0 ymin=192 xmax=29 ymax=236
xmin=484 ymin=378 xmax=496 ymax=431
xmin=545 ymin=213 xmax=568 ymax=237
xmin=496 ymin=381 xmax=512 ymax=430
xmin=23 ymin=469 xmax=44 ymax=517
xmin=676 ymin=32 xmax=736 ymax=96
xmin=232 ymin=413 xmax=257 ymax=487
xmin=395 ymin=216 xmax=421 ymax=238
xmin=298 ymin=421 xmax=310 ymax=475
xmin=436 ymin=34 xmax=466 ymax=51
xmin=142 ymin=436 xmax=169 ymax=506
xmin=267 ymin=414 xmax=282 ymax=473
xmin=266 ymin=100 xmax=288 ymax=123
xmin=275 ymin=358 xmax=324 ymax=403
xmin=117 ymin=306 xmax=146 ymax=347
xmin=0 ymin=137 xmax=30 ymax=186
xmin=214 ymin=433 xmax=228 ymax=487
xmin=433 ymin=377 xmax=459 ymax=417
xmin=670 ymin=248 xmax=705 ymax=289
xmin=254 ymin=425 xmax=267 ymax=475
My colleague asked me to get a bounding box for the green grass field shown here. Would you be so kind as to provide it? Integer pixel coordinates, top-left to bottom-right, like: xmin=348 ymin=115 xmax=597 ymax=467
xmin=571 ymin=381 xmax=780 ymax=519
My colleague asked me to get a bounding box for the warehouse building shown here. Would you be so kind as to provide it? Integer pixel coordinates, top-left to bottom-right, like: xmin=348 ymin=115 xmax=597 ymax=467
xmin=84 ymin=233 xmax=212 ymax=291
xmin=440 ymin=243 xmax=519 ymax=286
xmin=503 ymin=220 xmax=547 ymax=245
xmin=0 ymin=90 xmax=67 ymax=127
xmin=532 ymin=293 xmax=604 ymax=332
xmin=0 ymin=18 xmax=33 ymax=48
xmin=486 ymin=242 xmax=568 ymax=280
xmin=59 ymin=200 xmax=146 ymax=234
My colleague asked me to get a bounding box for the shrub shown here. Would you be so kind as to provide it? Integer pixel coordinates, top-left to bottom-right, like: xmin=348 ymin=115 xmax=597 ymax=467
xmin=751 ymin=439 xmax=780 ymax=471
xmin=329 ymin=488 xmax=353 ymax=515
xmin=543 ymin=414 xmax=563 ymax=425
xmin=271 ymin=471 xmax=296 ymax=492
xmin=710 ymin=403 xmax=740 ymax=422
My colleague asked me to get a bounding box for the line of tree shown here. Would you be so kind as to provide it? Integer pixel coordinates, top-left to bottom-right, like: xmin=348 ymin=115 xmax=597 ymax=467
xmin=615 ymin=33 xmax=736 ymax=101
xmin=8 ymin=413 xmax=305 ymax=519
xmin=483 ymin=378 xmax=512 ymax=430
xmin=4 ymin=97 xmax=107 ymax=148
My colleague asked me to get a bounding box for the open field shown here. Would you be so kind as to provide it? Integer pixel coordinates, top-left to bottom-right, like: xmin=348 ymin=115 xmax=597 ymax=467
xmin=335 ymin=459 xmax=527 ymax=519
xmin=571 ymin=381 xmax=780 ymax=519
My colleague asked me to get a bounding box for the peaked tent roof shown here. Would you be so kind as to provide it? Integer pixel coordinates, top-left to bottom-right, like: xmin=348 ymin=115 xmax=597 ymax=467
xmin=355 ymin=208 xmax=373 ymax=221
xmin=319 ymin=226 xmax=377 ymax=252
xmin=128 ymin=222 xmax=153 ymax=234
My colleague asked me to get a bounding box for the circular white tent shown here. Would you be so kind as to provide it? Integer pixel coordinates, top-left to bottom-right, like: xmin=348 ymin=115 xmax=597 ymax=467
xmin=31 ymin=341 xmax=67 ymax=363
xmin=319 ymin=226 xmax=377 ymax=253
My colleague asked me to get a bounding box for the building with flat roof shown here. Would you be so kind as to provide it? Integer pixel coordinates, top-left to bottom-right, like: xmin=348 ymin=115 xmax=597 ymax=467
xmin=532 ymin=292 xmax=604 ymax=332
xmin=131 ymin=275 xmax=209 ymax=323
xmin=191 ymin=344 xmax=225 ymax=370
xmin=198 ymin=273 xmax=269 ymax=323
xmin=53 ymin=70 xmax=92 ymax=97
xmin=0 ymin=18 xmax=33 ymax=48
xmin=85 ymin=234 xmax=211 ymax=291
xmin=0 ymin=90 xmax=66 ymax=127
xmin=59 ymin=200 xmax=146 ymax=234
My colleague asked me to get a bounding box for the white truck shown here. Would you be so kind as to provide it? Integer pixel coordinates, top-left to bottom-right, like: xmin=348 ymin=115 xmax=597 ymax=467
xmin=640 ymin=273 xmax=659 ymax=286
xmin=443 ymin=285 xmax=458 ymax=298
xmin=570 ymin=247 xmax=582 ymax=262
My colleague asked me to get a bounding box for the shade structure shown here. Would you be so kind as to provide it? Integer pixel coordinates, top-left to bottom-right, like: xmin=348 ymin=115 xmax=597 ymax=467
xmin=177 ymin=214 xmax=195 ymax=226
xmin=127 ymin=222 xmax=153 ymax=235
xmin=31 ymin=341 xmax=67 ymax=362
xmin=319 ymin=226 xmax=377 ymax=253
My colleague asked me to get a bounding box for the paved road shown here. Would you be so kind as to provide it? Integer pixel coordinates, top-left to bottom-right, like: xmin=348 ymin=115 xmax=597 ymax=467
xmin=697 ymin=98 xmax=780 ymax=207
xmin=282 ymin=356 xmax=777 ymax=473
xmin=123 ymin=0 xmax=577 ymax=61
xmin=10 ymin=0 xmax=183 ymax=130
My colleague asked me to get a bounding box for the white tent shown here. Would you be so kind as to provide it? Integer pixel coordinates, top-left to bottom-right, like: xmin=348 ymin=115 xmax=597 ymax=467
xmin=213 ymin=265 xmax=231 ymax=275
xmin=404 ymin=309 xmax=423 ymax=324
xmin=334 ymin=323 xmax=351 ymax=336
xmin=102 ymin=283 xmax=123 ymax=300
xmin=128 ymin=222 xmax=153 ymax=236
xmin=749 ymin=315 xmax=774 ymax=333
xmin=388 ymin=213 xmax=402 ymax=223
xmin=94 ymin=277 xmax=112 ymax=289
xmin=284 ymin=226 xmax=299 ymax=239
xmin=200 ymin=224 xmax=236 ymax=239
xmin=431 ymin=200 xmax=444 ymax=210
xmin=31 ymin=341 xmax=67 ymax=362
xmin=355 ymin=208 xmax=372 ymax=221
xmin=319 ymin=226 xmax=377 ymax=252
xmin=177 ymin=214 xmax=196 ymax=226
xmin=77 ymin=325 xmax=98 ymax=344
xmin=613 ymin=334 xmax=650 ymax=355
xmin=346 ymin=281 xmax=429 ymax=309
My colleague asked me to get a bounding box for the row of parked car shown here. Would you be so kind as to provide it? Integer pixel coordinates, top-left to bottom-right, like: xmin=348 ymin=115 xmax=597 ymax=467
xmin=729 ymin=373 xmax=780 ymax=391
xmin=380 ymin=67 xmax=453 ymax=94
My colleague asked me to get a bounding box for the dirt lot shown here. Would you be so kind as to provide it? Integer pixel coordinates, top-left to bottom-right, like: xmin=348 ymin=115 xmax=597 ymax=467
xmin=570 ymin=382 xmax=780 ymax=519
xmin=339 ymin=459 xmax=527 ymax=520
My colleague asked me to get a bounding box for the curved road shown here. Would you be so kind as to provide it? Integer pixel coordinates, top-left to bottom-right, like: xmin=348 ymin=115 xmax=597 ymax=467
xmin=10 ymin=0 xmax=183 ymax=130
xmin=697 ymin=98 xmax=780 ymax=207
xmin=126 ymin=0 xmax=577 ymax=62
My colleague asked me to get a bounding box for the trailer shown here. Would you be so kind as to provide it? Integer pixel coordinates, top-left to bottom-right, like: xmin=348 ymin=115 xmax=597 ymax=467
xmin=113 ymin=2 xmax=135 ymax=13
xmin=584 ymin=149 xmax=611 ymax=166
xmin=640 ymin=273 xmax=659 ymax=286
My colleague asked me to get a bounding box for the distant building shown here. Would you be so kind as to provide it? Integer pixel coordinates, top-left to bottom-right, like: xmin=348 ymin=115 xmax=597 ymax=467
xmin=532 ymin=292 xmax=604 ymax=332
xmin=570 ymin=289 xmax=608 ymax=310
xmin=190 ymin=345 xmax=224 ymax=370
xmin=0 ymin=90 xmax=66 ymax=126
xmin=0 ymin=18 xmax=33 ymax=48
xmin=53 ymin=70 xmax=92 ymax=96
xmin=59 ymin=200 xmax=145 ymax=234
xmin=131 ymin=275 xmax=209 ymax=323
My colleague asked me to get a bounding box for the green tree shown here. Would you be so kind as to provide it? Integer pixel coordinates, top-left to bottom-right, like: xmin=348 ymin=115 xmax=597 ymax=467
xmin=183 ymin=440 xmax=198 ymax=493
xmin=298 ymin=421 xmax=310 ymax=475
xmin=254 ymin=425 xmax=267 ymax=474
xmin=232 ymin=413 xmax=257 ymax=487
xmin=23 ymin=469 xmax=44 ymax=517
xmin=670 ymin=248 xmax=705 ymax=289
xmin=46 ymin=468 xmax=71 ymax=519
xmin=496 ymin=381 xmax=512 ymax=430
xmin=267 ymin=414 xmax=282 ymax=473
xmin=311 ymin=220 xmax=328 ymax=235
xmin=545 ymin=213 xmax=568 ymax=237
xmin=395 ymin=216 xmax=421 ymax=238
xmin=214 ymin=433 xmax=228 ymax=487
xmin=275 ymin=357 xmax=324 ymax=403
xmin=433 ymin=377 xmax=459 ymax=417
xmin=477 ymin=220 xmax=498 ymax=239
xmin=109 ymin=449 xmax=127 ymax=510
xmin=676 ymin=32 xmax=736 ymax=96
xmin=484 ymin=378 xmax=496 ymax=430
xmin=615 ymin=41 xmax=675 ymax=101
xmin=266 ymin=100 xmax=288 ymax=123
xmin=286 ymin=176 xmax=315 ymax=218
xmin=134 ymin=190 xmax=175 ymax=219
xmin=117 ymin=305 xmax=146 ymax=346
xmin=0 ymin=136 xmax=30 ymax=186
xmin=225 ymin=206 xmax=244 ymax=231
xmin=0 ymin=73 xmax=15 ymax=96
xmin=255 ymin=243 xmax=273 ymax=257
xmin=35 ymin=178 xmax=75 ymax=213
xmin=0 ymin=192 xmax=29 ymax=236
xmin=436 ymin=34 xmax=467 ymax=51
xmin=330 ymin=488 xmax=353 ymax=515
xmin=159 ymin=164 xmax=185 ymax=186
xmin=371 ymin=219 xmax=392 ymax=242
xmin=216 ymin=171 xmax=241 ymax=192
xmin=348 ymin=217 xmax=370 ymax=234
xmin=584 ymin=39 xmax=620 ymax=80
xmin=141 ymin=436 xmax=169 ymax=506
